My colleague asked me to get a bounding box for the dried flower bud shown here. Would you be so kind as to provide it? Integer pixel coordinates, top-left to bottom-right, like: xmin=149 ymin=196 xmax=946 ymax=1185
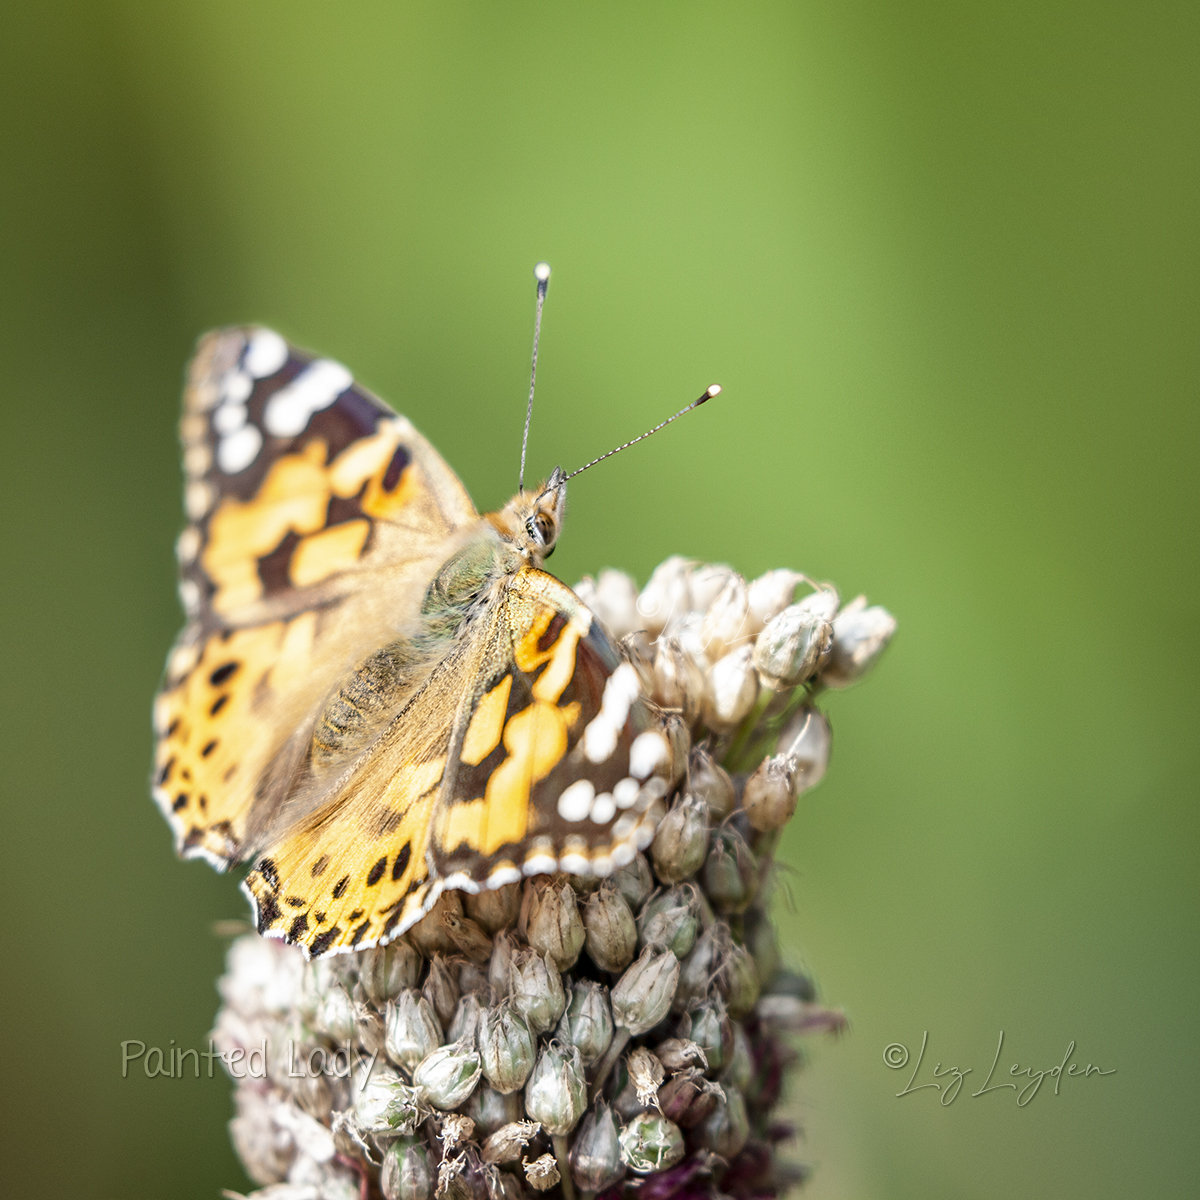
xmin=360 ymin=938 xmax=422 ymax=1004
xmin=657 ymin=1069 xmax=724 ymax=1127
xmin=524 ymin=1042 xmax=587 ymax=1136
xmin=663 ymin=715 xmax=690 ymax=788
xmin=610 ymin=852 xmax=654 ymax=912
xmin=525 ymin=876 xmax=585 ymax=971
xmin=556 ymin=980 xmax=614 ymax=1066
xmin=627 ymin=1047 xmax=665 ymax=1106
xmin=478 ymin=1003 xmax=536 ymax=1094
xmin=488 ymin=930 xmax=518 ymax=997
xmin=381 ymin=1136 xmax=434 ymax=1200
xmin=742 ymin=755 xmax=798 ymax=832
xmin=448 ymin=991 xmax=484 ymax=1044
xmin=465 ymin=883 xmax=522 ymax=935
xmin=722 ymin=944 xmax=762 ymax=1019
xmin=636 ymin=885 xmax=701 ymax=959
xmin=592 ymin=568 xmax=641 ymax=639
xmin=464 ymin=1083 xmax=524 ymax=1136
xmin=316 ymin=984 xmax=357 ymax=1043
xmin=688 ymin=998 xmax=734 ymax=1073
xmin=746 ymin=569 xmax=804 ymax=633
xmin=652 ymin=635 xmax=706 ymax=724
xmin=610 ymin=1059 xmax=646 ymax=1121
xmin=636 ymin=556 xmax=694 ymax=637
xmin=441 ymin=1113 xmax=476 ymax=1150
xmin=385 ymin=989 xmax=444 ymax=1071
xmin=702 ymin=827 xmax=757 ymax=914
xmin=703 ymin=644 xmax=760 ymax=730
xmin=408 ymin=891 xmax=464 ymax=957
xmin=569 ymin=1100 xmax=625 ymax=1192
xmin=654 ymin=1037 xmax=708 ymax=1072
xmin=722 ymin=1023 xmax=753 ymax=1092
xmin=423 ymin=954 xmax=461 ymax=1029
xmin=412 ymin=1038 xmax=483 ymax=1110
xmin=651 ymin=793 xmax=708 ymax=884
xmin=688 ymin=562 xmax=735 ymax=612
xmin=611 ymin=944 xmax=680 ymax=1036
xmin=779 ymin=706 xmax=832 ymax=797
xmin=700 ymin=573 xmax=751 ymax=662
xmin=583 ymin=882 xmax=638 ymax=972
xmin=509 ymin=946 xmax=566 ymax=1036
xmin=753 ymin=603 xmax=834 ymax=690
xmin=444 ymin=913 xmax=496 ymax=967
xmin=618 ymin=1112 xmax=685 ymax=1174
xmin=481 ymin=1120 xmax=540 ymax=1164
xmin=523 ymin=1153 xmax=561 ymax=1191
xmin=822 ymin=597 xmax=896 ymax=688
xmin=696 ymin=1085 xmax=749 ymax=1159
xmin=688 ymin=746 xmax=736 ymax=820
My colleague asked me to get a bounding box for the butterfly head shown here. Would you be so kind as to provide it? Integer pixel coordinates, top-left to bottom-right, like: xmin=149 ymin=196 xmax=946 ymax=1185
xmin=487 ymin=465 xmax=567 ymax=564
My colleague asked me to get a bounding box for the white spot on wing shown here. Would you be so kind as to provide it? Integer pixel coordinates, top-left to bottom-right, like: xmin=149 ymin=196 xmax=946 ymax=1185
xmin=178 ymin=578 xmax=200 ymax=615
xmin=559 ymin=852 xmax=590 ymax=874
xmin=557 ymin=779 xmax=595 ymax=823
xmin=185 ymin=480 xmax=213 ymax=519
xmin=582 ymin=662 xmax=641 ymax=764
xmin=629 ymin=731 xmax=668 ymax=780
xmin=221 ymin=370 xmax=253 ymax=405
xmin=244 ymin=330 xmax=289 ymax=378
xmin=613 ymin=777 xmax=640 ymax=809
xmin=611 ymin=843 xmax=636 ymax=867
xmin=176 ymin=527 xmax=200 ymax=565
xmin=218 ymin=424 xmax=263 ymax=474
xmin=523 ymin=853 xmax=558 ymax=876
xmin=589 ymin=793 xmax=616 ymax=824
xmin=263 ymin=359 xmax=353 ymax=437
xmin=487 ymin=865 xmax=522 ymax=888
xmin=213 ymin=403 xmax=247 ymax=434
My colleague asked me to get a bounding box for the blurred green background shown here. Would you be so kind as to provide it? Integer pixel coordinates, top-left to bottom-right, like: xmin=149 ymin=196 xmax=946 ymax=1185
xmin=2 ymin=2 xmax=1196 ymax=1196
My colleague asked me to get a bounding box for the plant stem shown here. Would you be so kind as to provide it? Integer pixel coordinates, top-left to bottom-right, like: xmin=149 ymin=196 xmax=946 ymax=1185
xmin=587 ymin=1027 xmax=632 ymax=1103
xmin=552 ymin=1134 xmax=577 ymax=1200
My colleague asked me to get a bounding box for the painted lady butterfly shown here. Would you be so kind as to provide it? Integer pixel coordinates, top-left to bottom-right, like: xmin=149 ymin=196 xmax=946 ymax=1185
xmin=152 ymin=270 xmax=711 ymax=957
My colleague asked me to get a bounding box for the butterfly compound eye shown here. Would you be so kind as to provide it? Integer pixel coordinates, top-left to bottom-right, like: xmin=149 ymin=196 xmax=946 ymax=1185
xmin=534 ymin=513 xmax=556 ymax=546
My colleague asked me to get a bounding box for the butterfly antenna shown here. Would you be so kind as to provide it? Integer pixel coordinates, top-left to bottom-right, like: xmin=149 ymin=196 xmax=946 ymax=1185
xmin=518 ymin=262 xmax=552 ymax=493
xmin=563 ymin=385 xmax=721 ymax=481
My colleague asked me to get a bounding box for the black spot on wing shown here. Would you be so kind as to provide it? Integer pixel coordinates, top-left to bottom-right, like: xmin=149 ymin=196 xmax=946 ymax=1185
xmin=209 ymin=662 xmax=239 ymax=686
xmin=209 ymin=694 xmax=229 ymax=716
xmin=201 ymin=739 xmax=217 ymax=758
xmin=366 ymin=856 xmax=388 ymax=886
xmin=391 ymin=842 xmax=412 ymax=881
xmin=172 ymin=793 xmax=188 ymax=812
xmin=537 ymin=612 xmax=569 ymax=654
xmin=349 ymin=921 xmax=371 ymax=948
xmin=256 ymin=893 xmax=282 ymax=932
xmin=257 ymin=531 xmax=301 ymax=596
xmin=287 ymin=914 xmax=309 ymax=942
xmin=332 ymin=875 xmax=349 ymax=899
xmin=157 ymin=757 xmax=175 ymax=785
xmin=286 ymin=896 xmax=306 ymax=908
xmin=382 ymin=910 xmax=403 ymax=936
xmin=307 ymin=383 xmax=394 ymax=461
xmin=259 ymin=858 xmax=280 ymax=890
xmin=310 ymin=926 xmax=340 ymax=957
xmin=382 ymin=445 xmax=410 ymax=491
xmin=311 ymin=855 xmax=329 ymax=877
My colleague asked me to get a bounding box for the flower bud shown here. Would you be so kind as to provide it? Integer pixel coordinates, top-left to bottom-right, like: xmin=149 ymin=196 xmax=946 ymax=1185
xmin=752 ymin=603 xmax=834 ymax=690
xmin=448 ymin=991 xmax=485 ymax=1044
xmin=524 ymin=1042 xmax=587 ymax=1136
xmin=657 ymin=1068 xmax=723 ymax=1127
xmin=636 ymin=556 xmax=693 ymax=637
xmin=700 ymin=573 xmax=751 ymax=662
xmin=620 ymin=630 xmax=657 ymax=695
xmin=381 ymin=1136 xmax=434 ymax=1200
xmin=523 ymin=1153 xmax=561 ymax=1192
xmin=316 ymin=983 xmax=357 ymax=1043
xmin=508 ymin=946 xmax=566 ymax=1036
xmin=653 ymin=1037 xmax=708 ymax=1072
xmin=778 ymin=706 xmax=832 ymax=797
xmin=444 ymin=912 xmax=495 ymax=967
xmin=569 ymin=1100 xmax=625 ymax=1192
xmin=352 ymin=1059 xmax=407 ymax=1131
xmin=610 ymin=852 xmax=654 ymax=912
xmin=458 ymin=961 xmax=491 ymax=998
xmin=478 ymin=1003 xmax=536 ymax=1094
xmin=481 ymin=1119 xmax=540 ymax=1164
xmin=702 ymin=826 xmax=758 ymax=914
xmin=583 ymin=882 xmax=638 ymax=972
xmin=422 ymin=954 xmax=460 ymax=1030
xmin=636 ymin=885 xmax=700 ymax=959
xmin=665 ymin=611 xmax=712 ymax=670
xmin=618 ymin=1112 xmax=685 ymax=1174
xmin=488 ymin=930 xmax=518 ymax=997
xmin=689 ymin=746 xmax=736 ymax=820
xmin=696 ymin=1085 xmax=749 ymax=1159
xmin=688 ymin=562 xmax=734 ymax=612
xmin=357 ymin=1004 xmax=388 ymax=1058
xmin=742 ymin=754 xmax=798 ymax=832
xmin=722 ymin=944 xmax=762 ymax=1020
xmin=610 ymin=1058 xmax=645 ymax=1120
xmin=796 ymin=586 xmax=839 ymax=623
xmin=360 ymin=938 xmax=422 ymax=1004
xmin=703 ymin=644 xmax=760 ymax=730
xmin=746 ymin=569 xmax=803 ymax=632
xmin=556 ymin=980 xmax=614 ymax=1066
xmin=742 ymin=908 xmax=781 ymax=988
xmin=441 ymin=1112 xmax=476 ymax=1150
xmin=385 ymin=989 xmax=444 ymax=1071
xmin=412 ymin=1038 xmax=483 ymax=1110
xmin=465 ymin=1083 xmax=524 ymax=1136
xmin=592 ymin=569 xmax=641 ymax=639
xmin=688 ymin=998 xmax=734 ymax=1073
xmin=610 ymin=944 xmax=680 ymax=1036
xmin=465 ymin=883 xmax=522 ymax=935
xmin=488 ymin=1168 xmax=526 ymax=1200
xmin=652 ymin=636 xmax=706 ymax=724
xmin=650 ymin=793 xmax=708 ymax=884
xmin=407 ymin=891 xmax=464 ymax=957
xmin=821 ymin=597 xmax=897 ymax=688
xmin=674 ymin=923 xmax=726 ymax=1012
xmin=722 ymin=1023 xmax=753 ymax=1092
xmin=525 ymin=876 xmax=585 ymax=971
